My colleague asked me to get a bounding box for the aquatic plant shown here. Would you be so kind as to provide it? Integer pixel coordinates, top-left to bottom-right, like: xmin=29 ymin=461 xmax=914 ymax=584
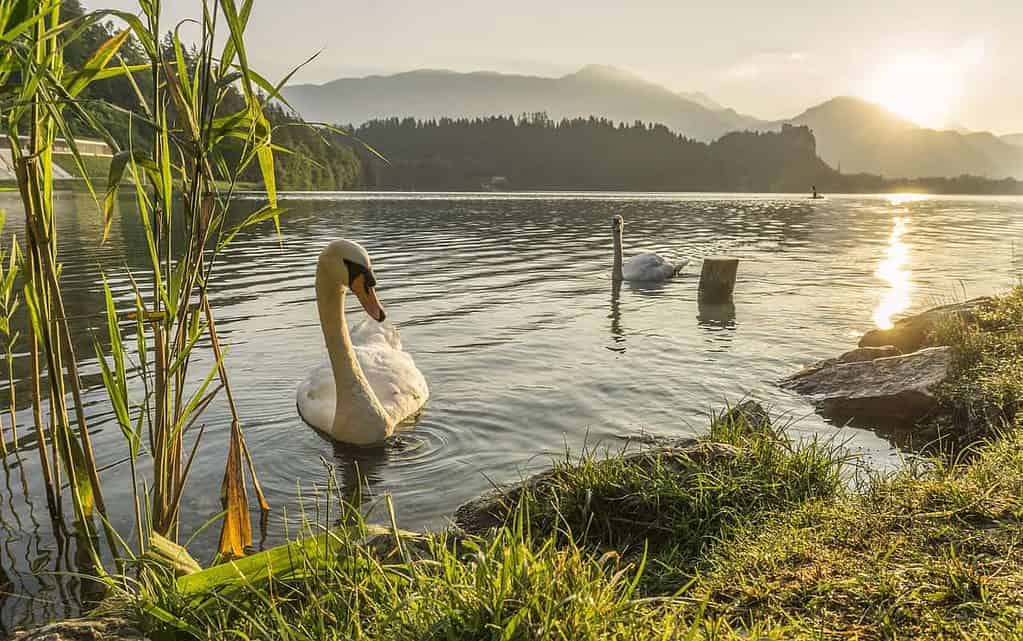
xmin=93 ymin=0 xmax=284 ymax=558
xmin=1 ymin=0 xmax=140 ymax=547
xmin=0 ymin=212 xmax=20 ymax=459
xmin=0 ymin=0 xmax=313 ymax=569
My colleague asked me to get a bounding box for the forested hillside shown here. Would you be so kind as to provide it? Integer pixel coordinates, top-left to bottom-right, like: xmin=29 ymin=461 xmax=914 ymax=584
xmin=355 ymin=116 xmax=836 ymax=192
xmin=58 ymin=0 xmax=362 ymax=190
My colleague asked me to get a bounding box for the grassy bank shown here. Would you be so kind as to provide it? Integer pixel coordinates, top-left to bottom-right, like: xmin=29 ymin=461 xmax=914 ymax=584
xmin=105 ymin=291 xmax=1023 ymax=641
xmin=929 ymin=288 xmax=1023 ymax=446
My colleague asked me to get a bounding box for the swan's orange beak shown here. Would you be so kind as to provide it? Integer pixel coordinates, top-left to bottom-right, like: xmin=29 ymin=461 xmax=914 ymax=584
xmin=352 ymin=273 xmax=386 ymax=322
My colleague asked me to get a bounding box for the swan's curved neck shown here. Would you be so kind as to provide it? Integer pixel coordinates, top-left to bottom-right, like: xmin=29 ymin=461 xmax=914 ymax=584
xmin=316 ymin=270 xmax=391 ymax=442
xmin=612 ymin=225 xmax=624 ymax=281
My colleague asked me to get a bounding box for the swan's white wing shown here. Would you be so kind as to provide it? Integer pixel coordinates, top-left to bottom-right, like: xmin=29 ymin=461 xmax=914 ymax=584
xmin=297 ymin=319 xmax=429 ymax=432
xmin=296 ymin=362 xmax=336 ymax=433
xmin=623 ymin=252 xmax=687 ymax=281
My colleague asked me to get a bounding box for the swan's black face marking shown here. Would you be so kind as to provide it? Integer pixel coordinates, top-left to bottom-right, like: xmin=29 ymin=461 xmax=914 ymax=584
xmin=343 ymin=258 xmax=386 ymax=322
xmin=612 ymin=216 xmax=624 ymax=230
xmin=343 ymin=259 xmax=377 ymax=289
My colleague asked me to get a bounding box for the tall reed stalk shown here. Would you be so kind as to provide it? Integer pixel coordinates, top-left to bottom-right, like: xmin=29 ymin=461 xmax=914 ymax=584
xmin=0 ymin=212 xmax=20 ymax=461
xmin=96 ymin=0 xmax=286 ymax=558
xmin=0 ymin=0 xmax=129 ymax=540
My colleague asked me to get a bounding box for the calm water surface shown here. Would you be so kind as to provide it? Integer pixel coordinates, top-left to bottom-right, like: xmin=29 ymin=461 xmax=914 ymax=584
xmin=1 ymin=191 xmax=1022 ymax=629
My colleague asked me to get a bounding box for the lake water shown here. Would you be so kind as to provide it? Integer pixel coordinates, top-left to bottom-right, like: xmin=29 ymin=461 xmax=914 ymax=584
xmin=2 ymin=191 xmax=1022 ymax=630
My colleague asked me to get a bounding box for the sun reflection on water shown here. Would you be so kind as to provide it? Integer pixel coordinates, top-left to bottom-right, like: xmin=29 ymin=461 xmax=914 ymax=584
xmin=886 ymin=193 xmax=930 ymax=206
xmin=873 ymin=216 xmax=912 ymax=330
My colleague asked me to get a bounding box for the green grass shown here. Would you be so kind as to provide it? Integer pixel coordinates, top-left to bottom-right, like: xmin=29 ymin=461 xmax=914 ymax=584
xmin=490 ymin=406 xmax=845 ymax=595
xmin=926 ymin=287 xmax=1023 ymax=448
xmin=118 ymin=409 xmax=1023 ymax=640
xmin=694 ymin=430 xmax=1023 ymax=639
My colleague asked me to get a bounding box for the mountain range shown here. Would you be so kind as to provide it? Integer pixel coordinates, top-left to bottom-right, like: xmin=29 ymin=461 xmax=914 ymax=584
xmin=284 ymin=65 xmax=1023 ymax=180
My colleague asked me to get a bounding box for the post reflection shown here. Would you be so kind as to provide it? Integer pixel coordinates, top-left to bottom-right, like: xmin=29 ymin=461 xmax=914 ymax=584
xmin=697 ymin=301 xmax=736 ymax=329
xmin=872 ymin=216 xmax=912 ymax=330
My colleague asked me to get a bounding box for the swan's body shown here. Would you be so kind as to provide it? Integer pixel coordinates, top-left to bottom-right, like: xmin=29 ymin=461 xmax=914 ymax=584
xmin=612 ymin=215 xmax=688 ymax=282
xmin=296 ymin=240 xmax=428 ymax=445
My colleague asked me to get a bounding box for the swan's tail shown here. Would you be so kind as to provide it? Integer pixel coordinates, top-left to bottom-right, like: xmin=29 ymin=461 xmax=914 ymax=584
xmin=674 ymin=257 xmax=691 ymax=276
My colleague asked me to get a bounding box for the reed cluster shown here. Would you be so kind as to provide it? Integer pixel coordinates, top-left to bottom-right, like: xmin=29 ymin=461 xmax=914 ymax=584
xmin=0 ymin=0 xmax=313 ymax=573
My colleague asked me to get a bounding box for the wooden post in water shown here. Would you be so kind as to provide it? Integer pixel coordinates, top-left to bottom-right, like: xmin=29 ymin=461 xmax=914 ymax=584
xmin=698 ymin=257 xmax=739 ymax=303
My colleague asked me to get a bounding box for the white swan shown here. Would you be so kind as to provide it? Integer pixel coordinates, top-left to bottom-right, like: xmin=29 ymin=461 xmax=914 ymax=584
xmin=611 ymin=215 xmax=688 ymax=282
xmin=296 ymin=239 xmax=429 ymax=445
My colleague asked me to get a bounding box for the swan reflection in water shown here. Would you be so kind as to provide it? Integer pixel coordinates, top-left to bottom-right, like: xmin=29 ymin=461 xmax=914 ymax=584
xmin=320 ymin=438 xmax=390 ymax=520
xmin=608 ymin=278 xmax=625 ymax=352
xmin=607 ymin=278 xmax=676 ymax=353
xmin=322 ymin=432 xmax=434 ymax=523
xmin=873 ymin=216 xmax=912 ymax=330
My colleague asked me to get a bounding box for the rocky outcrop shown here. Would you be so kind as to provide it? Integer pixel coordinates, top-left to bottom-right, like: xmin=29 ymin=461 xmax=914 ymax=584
xmin=859 ymin=298 xmax=990 ymax=353
xmin=9 ymin=617 xmax=145 ymax=641
xmin=781 ymin=346 xmax=954 ymax=423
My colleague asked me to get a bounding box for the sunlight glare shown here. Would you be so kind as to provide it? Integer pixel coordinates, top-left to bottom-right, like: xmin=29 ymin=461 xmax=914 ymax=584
xmin=886 ymin=193 xmax=930 ymax=206
xmin=867 ymin=53 xmax=965 ymax=128
xmin=872 ymin=217 xmax=912 ymax=330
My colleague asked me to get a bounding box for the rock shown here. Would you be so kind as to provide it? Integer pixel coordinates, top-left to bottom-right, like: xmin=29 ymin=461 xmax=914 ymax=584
xmin=714 ymin=400 xmax=772 ymax=433
xmin=790 ymin=345 xmax=902 ymax=379
xmin=453 ymin=440 xmax=742 ymax=535
xmin=781 ymin=346 xmax=954 ymax=423
xmin=859 ymin=298 xmax=990 ymax=353
xmin=9 ymin=617 xmax=146 ymax=641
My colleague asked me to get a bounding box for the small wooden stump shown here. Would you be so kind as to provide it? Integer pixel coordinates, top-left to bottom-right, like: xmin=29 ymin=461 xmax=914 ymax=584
xmin=698 ymin=257 xmax=739 ymax=303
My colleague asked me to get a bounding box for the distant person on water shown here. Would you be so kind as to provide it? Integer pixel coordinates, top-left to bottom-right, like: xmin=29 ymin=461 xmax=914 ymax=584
xmin=812 ymin=185 xmax=819 ymax=199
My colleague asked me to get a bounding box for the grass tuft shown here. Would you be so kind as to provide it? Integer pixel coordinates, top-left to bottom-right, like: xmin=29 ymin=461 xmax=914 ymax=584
xmin=507 ymin=403 xmax=844 ymax=590
xmin=928 ymin=287 xmax=1023 ymax=447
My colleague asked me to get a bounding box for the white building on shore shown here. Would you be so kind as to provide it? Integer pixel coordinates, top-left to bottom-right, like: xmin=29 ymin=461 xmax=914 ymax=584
xmin=0 ymin=137 xmax=112 ymax=180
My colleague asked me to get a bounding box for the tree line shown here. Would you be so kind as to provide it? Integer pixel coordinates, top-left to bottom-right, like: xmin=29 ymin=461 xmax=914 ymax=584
xmin=353 ymin=115 xmax=1023 ymax=194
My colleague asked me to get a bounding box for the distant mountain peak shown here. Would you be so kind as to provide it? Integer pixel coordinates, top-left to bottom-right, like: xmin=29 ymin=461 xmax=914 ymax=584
xmin=785 ymin=95 xmax=1022 ymax=179
xmin=284 ymin=65 xmax=765 ymax=143
xmin=564 ymin=64 xmax=653 ymax=87
xmin=679 ymin=91 xmax=725 ymax=112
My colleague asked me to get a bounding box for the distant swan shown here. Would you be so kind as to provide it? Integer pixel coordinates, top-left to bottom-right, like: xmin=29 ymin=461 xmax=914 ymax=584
xmin=612 ymin=215 xmax=688 ymax=281
xmin=296 ymin=239 xmax=429 ymax=445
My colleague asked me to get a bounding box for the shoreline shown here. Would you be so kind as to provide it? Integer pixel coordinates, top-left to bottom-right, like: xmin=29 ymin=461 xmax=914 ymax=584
xmin=7 ymin=183 xmax=1023 ymax=198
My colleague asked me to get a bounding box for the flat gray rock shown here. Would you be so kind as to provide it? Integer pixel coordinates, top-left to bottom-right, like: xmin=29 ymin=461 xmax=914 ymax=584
xmin=790 ymin=345 xmax=902 ymax=379
xmin=781 ymin=346 xmax=954 ymax=423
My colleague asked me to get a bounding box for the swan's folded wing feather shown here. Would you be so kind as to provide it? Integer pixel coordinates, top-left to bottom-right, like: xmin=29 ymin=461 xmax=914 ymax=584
xmin=296 ymin=362 xmax=336 ymax=433
xmin=623 ymin=252 xmax=674 ymax=281
xmin=356 ymin=343 xmax=430 ymax=426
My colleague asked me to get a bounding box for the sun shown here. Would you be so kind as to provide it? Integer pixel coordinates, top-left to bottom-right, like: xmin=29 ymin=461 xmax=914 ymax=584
xmin=866 ymin=53 xmax=964 ymax=128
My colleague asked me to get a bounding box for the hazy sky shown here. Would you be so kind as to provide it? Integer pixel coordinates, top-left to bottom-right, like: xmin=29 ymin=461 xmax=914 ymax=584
xmin=102 ymin=0 xmax=1023 ymax=133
